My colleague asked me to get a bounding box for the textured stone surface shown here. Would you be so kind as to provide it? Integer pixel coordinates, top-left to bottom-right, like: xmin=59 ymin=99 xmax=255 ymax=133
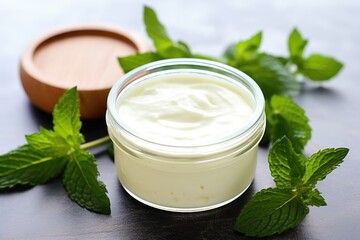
xmin=0 ymin=1 xmax=359 ymax=239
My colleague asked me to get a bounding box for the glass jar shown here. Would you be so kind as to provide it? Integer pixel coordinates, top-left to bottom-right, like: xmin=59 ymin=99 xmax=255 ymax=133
xmin=106 ymin=58 xmax=265 ymax=212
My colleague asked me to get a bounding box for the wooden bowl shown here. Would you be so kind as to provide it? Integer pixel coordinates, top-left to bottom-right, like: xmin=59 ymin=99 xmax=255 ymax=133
xmin=20 ymin=25 xmax=151 ymax=119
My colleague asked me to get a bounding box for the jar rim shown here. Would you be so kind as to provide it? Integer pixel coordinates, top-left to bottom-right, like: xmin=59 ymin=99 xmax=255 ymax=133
xmin=107 ymin=58 xmax=265 ymax=149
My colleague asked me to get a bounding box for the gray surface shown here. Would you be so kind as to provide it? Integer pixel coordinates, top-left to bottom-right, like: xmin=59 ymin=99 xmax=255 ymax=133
xmin=0 ymin=0 xmax=359 ymax=239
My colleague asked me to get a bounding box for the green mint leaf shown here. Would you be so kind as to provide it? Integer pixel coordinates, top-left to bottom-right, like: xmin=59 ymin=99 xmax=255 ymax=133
xmin=268 ymin=136 xmax=306 ymax=188
xmin=302 ymin=188 xmax=327 ymax=207
xmin=1 ymin=88 xmax=111 ymax=214
xmin=0 ymin=145 xmax=66 ymax=189
xmin=144 ymin=6 xmax=173 ymax=51
xmin=53 ymin=87 xmax=83 ymax=147
xmin=63 ymin=150 xmax=110 ymax=214
xmin=299 ymin=54 xmax=343 ymax=81
xmin=223 ymin=32 xmax=262 ymax=65
xmin=288 ymin=28 xmax=308 ymax=63
xmin=303 ymin=148 xmax=349 ymax=187
xmin=235 ymin=188 xmax=309 ymax=237
xmin=273 ymin=55 xmax=290 ymax=66
xmin=223 ymin=43 xmax=236 ymax=62
xmin=159 ymin=45 xmax=192 ymax=58
xmin=241 ymin=55 xmax=301 ymax=99
xmin=288 ymin=29 xmax=343 ymax=81
xmin=235 ymin=31 xmax=262 ymax=62
xmin=143 ymin=6 xmax=192 ymax=58
xmin=266 ymin=95 xmax=311 ymax=152
xmin=26 ymin=127 xmax=69 ymax=157
xmin=118 ymin=52 xmax=163 ymax=73
xmin=177 ymin=40 xmax=192 ymax=54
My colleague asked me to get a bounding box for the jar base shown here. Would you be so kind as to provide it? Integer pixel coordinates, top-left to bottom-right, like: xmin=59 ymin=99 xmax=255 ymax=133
xmin=121 ymin=181 xmax=253 ymax=213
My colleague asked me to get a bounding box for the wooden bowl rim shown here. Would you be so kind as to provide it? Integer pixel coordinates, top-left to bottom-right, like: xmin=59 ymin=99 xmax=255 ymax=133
xmin=20 ymin=24 xmax=151 ymax=92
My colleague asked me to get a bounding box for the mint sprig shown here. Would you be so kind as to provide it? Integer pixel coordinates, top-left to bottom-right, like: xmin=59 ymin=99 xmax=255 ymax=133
xmin=0 ymin=88 xmax=110 ymax=214
xmin=235 ymin=136 xmax=349 ymax=237
xmin=287 ymin=28 xmax=343 ymax=81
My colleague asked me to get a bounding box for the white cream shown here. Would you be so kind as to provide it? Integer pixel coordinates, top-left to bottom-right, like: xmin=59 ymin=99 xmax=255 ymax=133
xmin=117 ymin=74 xmax=254 ymax=145
xmin=106 ymin=59 xmax=265 ymax=212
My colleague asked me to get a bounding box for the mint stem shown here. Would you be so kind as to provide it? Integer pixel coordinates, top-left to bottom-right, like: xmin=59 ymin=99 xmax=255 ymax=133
xmin=80 ymin=136 xmax=111 ymax=150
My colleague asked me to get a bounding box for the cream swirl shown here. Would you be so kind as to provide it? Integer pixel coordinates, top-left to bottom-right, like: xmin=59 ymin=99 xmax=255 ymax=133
xmin=117 ymin=73 xmax=254 ymax=145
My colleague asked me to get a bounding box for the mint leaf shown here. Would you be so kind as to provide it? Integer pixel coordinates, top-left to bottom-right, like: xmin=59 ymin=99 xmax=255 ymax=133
xmin=223 ymin=43 xmax=236 ymax=62
xmin=118 ymin=52 xmax=163 ymax=73
xmin=299 ymin=54 xmax=343 ymax=81
xmin=235 ymin=188 xmax=309 ymax=237
xmin=26 ymin=127 xmax=69 ymax=157
xmin=63 ymin=150 xmax=110 ymax=214
xmin=236 ymin=141 xmax=348 ymax=237
xmin=287 ymin=29 xmax=343 ymax=82
xmin=53 ymin=87 xmax=83 ymax=147
xmin=302 ymin=188 xmax=327 ymax=207
xmin=0 ymin=88 xmax=110 ymax=214
xmin=272 ymin=55 xmax=289 ymax=66
xmin=241 ymin=55 xmax=301 ymax=99
xmin=177 ymin=41 xmax=192 ymax=55
xmin=144 ymin=6 xmax=191 ymax=58
xmin=223 ymin=32 xmax=262 ymax=67
xmin=269 ymin=136 xmax=306 ymax=188
xmin=239 ymin=55 xmax=300 ymax=99
xmin=143 ymin=6 xmax=173 ymax=51
xmin=288 ymin=28 xmax=308 ymax=64
xmin=235 ymin=31 xmax=262 ymax=62
xmin=159 ymin=45 xmax=191 ymax=58
xmin=0 ymin=145 xmax=66 ymax=189
xmin=303 ymin=148 xmax=349 ymax=187
xmin=266 ymin=95 xmax=311 ymax=152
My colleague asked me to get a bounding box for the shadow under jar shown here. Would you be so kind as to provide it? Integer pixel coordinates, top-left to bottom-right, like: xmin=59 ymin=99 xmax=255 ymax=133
xmin=106 ymin=58 xmax=265 ymax=212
